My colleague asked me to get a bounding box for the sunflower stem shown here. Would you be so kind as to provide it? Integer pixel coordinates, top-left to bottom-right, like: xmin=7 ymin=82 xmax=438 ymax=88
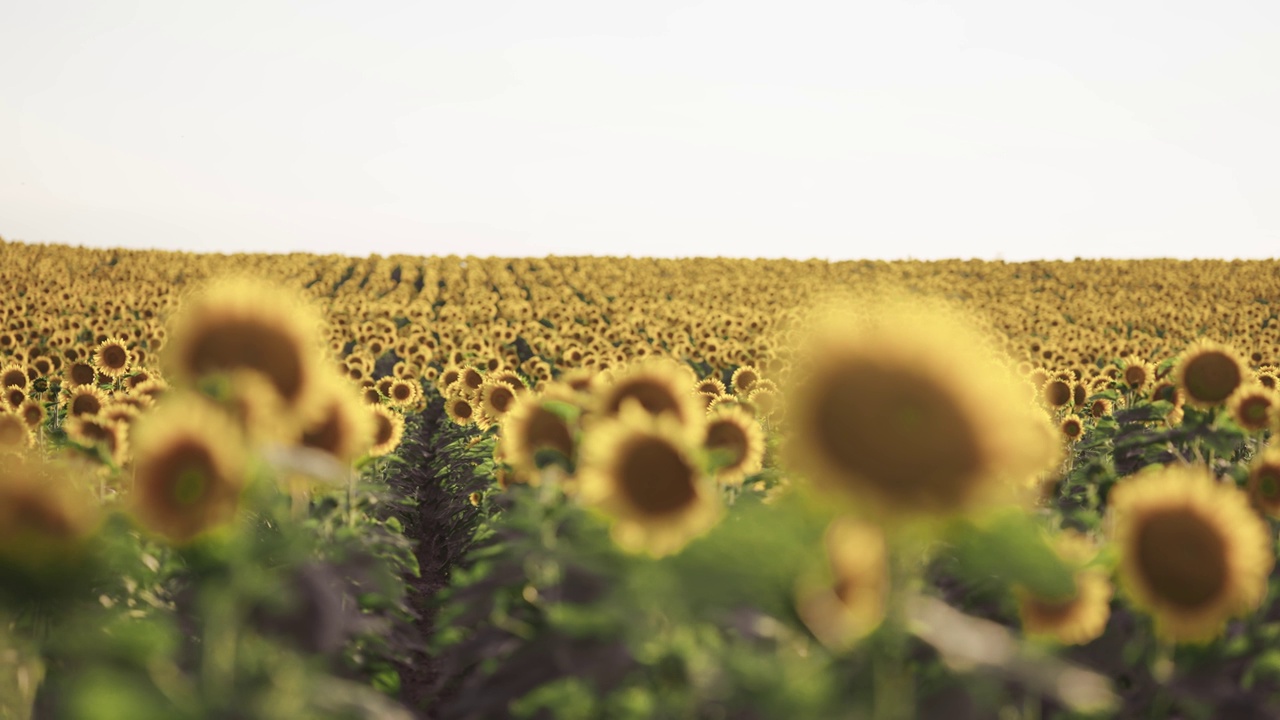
xmin=873 ymin=544 xmax=915 ymax=720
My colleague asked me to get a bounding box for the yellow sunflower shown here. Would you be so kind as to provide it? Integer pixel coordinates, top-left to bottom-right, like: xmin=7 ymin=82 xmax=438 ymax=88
xmin=164 ymin=277 xmax=325 ymax=420
xmin=498 ymin=391 xmax=579 ymax=480
xmin=0 ymin=364 xmax=27 ymax=392
xmin=0 ymin=456 xmax=100 ymax=571
xmin=702 ymin=406 xmax=766 ymax=486
xmin=1175 ymin=341 xmax=1247 ymax=409
xmin=796 ymin=518 xmax=889 ymax=649
xmin=1014 ymin=531 xmax=1112 ymax=645
xmin=368 ymin=405 xmax=406 ymax=458
xmin=730 ymin=365 xmax=762 ymax=396
xmin=131 ymin=395 xmax=248 ymax=544
xmin=1247 ymin=448 xmax=1280 ymax=519
xmin=595 ymin=359 xmax=701 ymax=428
xmin=299 ymin=380 xmax=375 ymax=462
xmin=1229 ymin=387 xmax=1276 ymax=432
xmin=577 ymin=406 xmax=721 ymax=557
xmin=1107 ymin=464 xmax=1273 ymax=644
xmin=0 ymin=411 xmax=32 ymax=453
xmin=785 ymin=309 xmax=1059 ymax=518
xmin=93 ymin=337 xmax=132 ymax=379
xmin=479 ymin=380 xmax=520 ymax=421
xmin=65 ymin=385 xmax=107 ymax=419
xmin=445 ymin=395 xmax=477 ymax=427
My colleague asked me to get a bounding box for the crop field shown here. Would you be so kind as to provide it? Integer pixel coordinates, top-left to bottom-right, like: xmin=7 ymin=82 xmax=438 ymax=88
xmin=5 ymin=238 xmax=1280 ymax=719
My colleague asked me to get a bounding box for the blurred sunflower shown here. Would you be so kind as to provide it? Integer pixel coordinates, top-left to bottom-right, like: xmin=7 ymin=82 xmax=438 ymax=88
xmin=1108 ymin=464 xmax=1273 ymax=644
xmin=701 ymin=406 xmax=766 ymax=486
xmin=65 ymin=361 xmax=98 ymax=388
xmin=479 ymin=380 xmax=520 ymax=421
xmin=796 ymin=518 xmax=889 ymax=649
xmin=0 ymin=364 xmax=27 ymax=392
xmin=165 ymin=277 xmax=324 ymax=419
xmin=93 ymin=337 xmax=132 ymax=378
xmin=577 ymin=406 xmax=721 ymax=557
xmin=131 ymin=396 xmax=247 ymax=544
xmin=299 ymin=382 xmax=375 ymax=463
xmin=730 ymin=365 xmax=761 ymax=396
xmin=498 ymin=393 xmax=578 ymax=481
xmin=1042 ymin=378 xmax=1073 ymax=409
xmin=66 ymin=415 xmax=128 ymax=466
xmin=3 ymin=385 xmax=24 ymax=411
xmin=0 ymin=457 xmax=99 ymax=572
xmin=785 ymin=310 xmax=1058 ymax=517
xmin=596 ymin=360 xmax=700 ymax=428
xmin=1175 ymin=342 xmax=1246 ymax=409
xmin=1247 ymin=448 xmax=1280 ymax=518
xmin=1059 ymin=414 xmax=1085 ymax=443
xmin=1229 ymin=387 xmax=1276 ymax=432
xmin=18 ymin=398 xmax=45 ymax=430
xmin=445 ymin=395 xmax=477 ymax=427
xmin=1014 ymin=531 xmax=1112 ymax=645
xmin=0 ymin=411 xmax=32 ymax=452
xmin=1120 ymin=357 xmax=1153 ymax=394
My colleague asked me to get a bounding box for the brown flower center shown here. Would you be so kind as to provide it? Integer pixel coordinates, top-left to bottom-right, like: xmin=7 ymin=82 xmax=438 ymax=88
xmin=1134 ymin=508 xmax=1227 ymax=610
xmin=1182 ymin=352 xmax=1242 ymax=405
xmin=617 ymin=437 xmax=697 ymax=515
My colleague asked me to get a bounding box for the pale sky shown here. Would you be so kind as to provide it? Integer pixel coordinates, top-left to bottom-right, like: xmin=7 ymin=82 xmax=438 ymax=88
xmin=2 ymin=1 xmax=1278 ymax=260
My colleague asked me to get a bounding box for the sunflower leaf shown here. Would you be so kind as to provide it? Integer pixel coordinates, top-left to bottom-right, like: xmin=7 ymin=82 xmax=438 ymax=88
xmin=946 ymin=511 xmax=1076 ymax=600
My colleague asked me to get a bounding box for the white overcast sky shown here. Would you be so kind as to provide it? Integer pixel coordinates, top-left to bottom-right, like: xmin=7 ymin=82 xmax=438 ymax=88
xmin=2 ymin=1 xmax=1278 ymax=260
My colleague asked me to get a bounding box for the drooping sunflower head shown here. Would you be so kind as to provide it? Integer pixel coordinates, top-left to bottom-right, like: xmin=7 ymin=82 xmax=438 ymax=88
xmin=1175 ymin=341 xmax=1247 ymax=409
xmin=785 ymin=307 xmax=1058 ymax=518
xmin=93 ymin=337 xmax=132 ymax=378
xmin=1107 ymin=464 xmax=1273 ymax=644
xmin=577 ymin=405 xmax=721 ymax=557
xmin=165 ymin=277 xmax=325 ymax=421
xmin=130 ymin=394 xmax=248 ymax=544
xmin=702 ymin=405 xmax=767 ymax=486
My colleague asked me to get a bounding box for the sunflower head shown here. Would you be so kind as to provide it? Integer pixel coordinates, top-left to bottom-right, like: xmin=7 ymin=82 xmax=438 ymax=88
xmin=0 ymin=456 xmax=100 ymax=585
xmin=702 ymin=406 xmax=767 ymax=486
xmin=1014 ymin=531 xmax=1112 ymax=646
xmin=368 ymin=405 xmax=406 ymax=458
xmin=66 ymin=415 xmax=129 ymax=466
xmin=1108 ymin=464 xmax=1273 ymax=644
xmin=65 ymin=385 xmax=106 ymax=419
xmin=498 ymin=391 xmax=580 ymax=479
xmin=1175 ymin=342 xmax=1247 ymax=409
xmin=130 ymin=395 xmax=248 ymax=544
xmin=731 ymin=365 xmax=762 ymax=396
xmin=1229 ymin=387 xmax=1276 ymax=432
xmin=93 ymin=337 xmax=132 ymax=378
xmin=0 ymin=364 xmax=27 ymax=391
xmin=784 ymin=307 xmax=1058 ymax=518
xmin=0 ymin=411 xmax=33 ymax=453
xmin=577 ymin=405 xmax=721 ymax=557
xmin=596 ymin=359 xmax=701 ymax=429
xmin=479 ymin=380 xmax=520 ymax=420
xmin=1059 ymin=414 xmax=1085 ymax=443
xmin=165 ymin=277 xmax=325 ymax=421
xmin=1247 ymin=448 xmax=1280 ymax=519
xmin=299 ymin=379 xmax=375 ymax=462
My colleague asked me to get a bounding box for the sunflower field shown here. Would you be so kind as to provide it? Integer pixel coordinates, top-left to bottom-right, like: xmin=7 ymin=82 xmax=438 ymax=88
xmin=4 ymin=237 xmax=1280 ymax=719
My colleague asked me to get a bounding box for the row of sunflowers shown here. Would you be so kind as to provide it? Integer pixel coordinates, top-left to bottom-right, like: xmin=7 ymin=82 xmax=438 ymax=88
xmin=4 ymin=237 xmax=1280 ymax=718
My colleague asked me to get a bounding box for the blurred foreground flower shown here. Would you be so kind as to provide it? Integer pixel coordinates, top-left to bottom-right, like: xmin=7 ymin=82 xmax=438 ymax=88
xmin=1014 ymin=532 xmax=1112 ymax=645
xmin=784 ymin=305 xmax=1059 ymax=518
xmin=796 ymin=518 xmax=888 ymax=649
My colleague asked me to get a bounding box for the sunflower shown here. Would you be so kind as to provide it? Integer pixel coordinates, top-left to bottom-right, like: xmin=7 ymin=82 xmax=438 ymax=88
xmin=1059 ymin=414 xmax=1085 ymax=443
xmin=131 ymin=395 xmax=247 ymax=544
xmin=577 ymin=406 xmax=721 ymax=557
xmin=0 ymin=456 xmax=99 ymax=572
xmin=596 ymin=359 xmax=701 ymax=428
xmin=299 ymin=382 xmax=375 ymax=462
xmin=1229 ymin=387 xmax=1276 ymax=432
xmin=702 ymin=406 xmax=766 ymax=486
xmin=65 ymin=361 xmax=98 ymax=388
xmin=386 ymin=378 xmax=420 ymax=408
xmin=0 ymin=412 xmax=32 ymax=452
xmin=1120 ymin=357 xmax=1153 ymax=394
xmin=796 ymin=518 xmax=889 ymax=649
xmin=785 ymin=310 xmax=1059 ymax=518
xmin=18 ymin=399 xmax=46 ymax=430
xmin=1089 ymin=397 xmax=1113 ymax=418
xmin=731 ymin=365 xmax=762 ymax=396
xmin=93 ymin=337 xmax=132 ymax=378
xmin=164 ymin=277 xmax=324 ymax=420
xmin=498 ymin=392 xmax=579 ymax=480
xmin=3 ymin=385 xmax=24 ymax=411
xmin=1014 ymin=532 xmax=1112 ymax=645
xmin=445 ymin=395 xmax=477 ymax=427
xmin=0 ymin=364 xmax=27 ymax=392
xmin=1175 ymin=342 xmax=1247 ymax=409
xmin=66 ymin=415 xmax=128 ymax=465
xmin=695 ymin=376 xmax=726 ymax=397
xmin=368 ymin=405 xmax=405 ymax=458
xmin=479 ymin=380 xmax=520 ymax=420
xmin=1042 ymin=378 xmax=1073 ymax=409
xmin=65 ymin=385 xmax=106 ymax=419
xmin=1108 ymin=464 xmax=1273 ymax=644
xmin=1247 ymin=448 xmax=1280 ymax=518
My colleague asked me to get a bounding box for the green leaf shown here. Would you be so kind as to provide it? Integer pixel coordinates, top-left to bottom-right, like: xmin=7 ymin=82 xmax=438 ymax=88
xmin=947 ymin=510 xmax=1076 ymax=599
